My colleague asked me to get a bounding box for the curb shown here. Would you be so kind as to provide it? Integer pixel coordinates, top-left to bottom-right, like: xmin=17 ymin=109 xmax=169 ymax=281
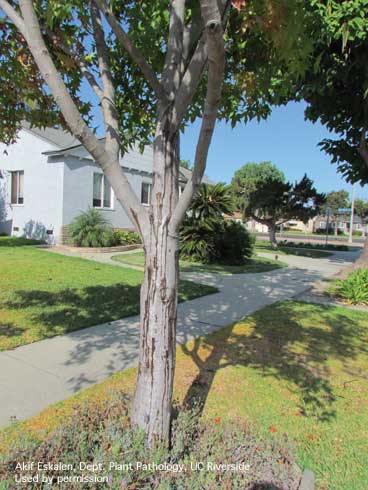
xmin=51 ymin=244 xmax=142 ymax=254
xmin=298 ymin=469 xmax=315 ymax=490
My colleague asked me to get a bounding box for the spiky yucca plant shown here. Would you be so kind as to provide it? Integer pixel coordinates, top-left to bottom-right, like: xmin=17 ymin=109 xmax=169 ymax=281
xmin=189 ymin=183 xmax=235 ymax=221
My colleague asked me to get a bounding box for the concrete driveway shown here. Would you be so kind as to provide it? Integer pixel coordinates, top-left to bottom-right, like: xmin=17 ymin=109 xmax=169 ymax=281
xmin=0 ymin=249 xmax=359 ymax=428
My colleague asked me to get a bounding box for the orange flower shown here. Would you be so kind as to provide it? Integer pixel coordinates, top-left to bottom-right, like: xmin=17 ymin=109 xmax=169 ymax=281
xmin=307 ymin=434 xmax=318 ymax=441
xmin=214 ymin=417 xmax=221 ymax=424
xmin=268 ymin=425 xmax=278 ymax=433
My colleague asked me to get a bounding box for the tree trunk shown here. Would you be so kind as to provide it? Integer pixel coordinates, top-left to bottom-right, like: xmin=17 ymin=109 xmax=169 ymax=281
xmin=354 ymin=234 xmax=368 ymax=268
xmin=131 ymin=113 xmax=180 ymax=446
xmin=269 ymin=224 xmax=278 ymax=249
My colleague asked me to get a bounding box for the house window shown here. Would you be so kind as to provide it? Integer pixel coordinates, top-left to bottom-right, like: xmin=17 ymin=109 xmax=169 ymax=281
xmin=356 ymin=223 xmax=361 ymax=230
xmin=11 ymin=170 xmax=24 ymax=205
xmin=319 ymin=221 xmax=326 ymax=228
xmin=141 ymin=182 xmax=152 ymax=205
xmin=338 ymin=222 xmax=345 ymax=229
xmin=93 ymin=173 xmax=113 ymax=208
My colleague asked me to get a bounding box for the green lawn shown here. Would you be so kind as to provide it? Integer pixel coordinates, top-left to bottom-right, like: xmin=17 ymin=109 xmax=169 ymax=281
xmin=112 ymin=251 xmax=287 ymax=274
xmin=0 ymin=237 xmax=217 ymax=350
xmin=2 ymin=301 xmax=367 ymax=490
xmin=255 ymin=240 xmax=334 ymax=258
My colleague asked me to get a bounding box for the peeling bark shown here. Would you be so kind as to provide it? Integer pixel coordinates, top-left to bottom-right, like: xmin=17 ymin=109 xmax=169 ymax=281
xmin=131 ymin=112 xmax=180 ymax=445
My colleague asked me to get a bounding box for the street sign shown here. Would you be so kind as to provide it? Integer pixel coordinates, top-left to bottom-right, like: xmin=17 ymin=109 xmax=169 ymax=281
xmin=338 ymin=208 xmax=351 ymax=213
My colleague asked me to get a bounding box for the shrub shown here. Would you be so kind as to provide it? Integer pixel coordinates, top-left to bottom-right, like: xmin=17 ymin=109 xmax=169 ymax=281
xmin=180 ymin=217 xmax=218 ymax=263
xmin=352 ymin=230 xmax=363 ymax=237
xmin=112 ymin=229 xmax=141 ymax=245
xmin=1 ymin=393 xmax=301 ymax=490
xmin=278 ymin=240 xmax=349 ymax=252
xmin=68 ymin=208 xmax=114 ymax=247
xmin=215 ymin=221 xmax=255 ymax=265
xmin=332 ymin=268 xmax=368 ymax=305
xmin=180 ymin=218 xmax=254 ymax=265
xmin=314 ymin=227 xmax=345 ymax=235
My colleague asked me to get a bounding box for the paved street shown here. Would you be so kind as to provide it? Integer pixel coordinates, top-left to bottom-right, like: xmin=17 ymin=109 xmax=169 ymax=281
xmin=0 ymin=248 xmax=359 ymax=427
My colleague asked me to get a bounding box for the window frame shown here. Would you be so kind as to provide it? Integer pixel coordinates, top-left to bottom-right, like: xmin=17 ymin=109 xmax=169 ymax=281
xmin=10 ymin=170 xmax=24 ymax=206
xmin=92 ymin=173 xmax=114 ymax=209
xmin=141 ymin=181 xmax=152 ymax=206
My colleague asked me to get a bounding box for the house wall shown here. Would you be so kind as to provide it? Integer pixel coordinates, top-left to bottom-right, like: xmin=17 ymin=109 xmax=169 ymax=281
xmin=62 ymin=144 xmax=155 ymax=232
xmin=0 ymin=130 xmax=64 ymax=243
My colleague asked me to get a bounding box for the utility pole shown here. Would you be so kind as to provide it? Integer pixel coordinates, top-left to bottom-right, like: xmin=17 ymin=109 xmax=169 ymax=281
xmin=349 ymin=185 xmax=355 ymax=244
xmin=325 ymin=207 xmax=331 ymax=246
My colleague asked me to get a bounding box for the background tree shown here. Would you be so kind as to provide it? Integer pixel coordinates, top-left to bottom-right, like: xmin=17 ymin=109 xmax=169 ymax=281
xmin=321 ymin=190 xmax=350 ymax=236
xmin=231 ymin=161 xmax=285 ymax=217
xmin=354 ymin=199 xmax=368 ymax=238
xmin=180 ymin=159 xmax=192 ymax=170
xmin=245 ymin=174 xmax=325 ymax=248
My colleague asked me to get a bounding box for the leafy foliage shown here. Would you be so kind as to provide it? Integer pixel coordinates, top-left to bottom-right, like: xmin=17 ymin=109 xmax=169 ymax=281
xmin=321 ymin=190 xmax=350 ymax=215
xmin=215 ymin=220 xmax=255 ymax=265
xmin=300 ymin=0 xmax=368 ymax=185
xmin=237 ymin=163 xmax=326 ymax=231
xmin=331 ymin=268 xmax=368 ymax=305
xmin=0 ymin=0 xmax=321 ymax=148
xmin=189 ymin=183 xmax=235 ymax=221
xmin=180 ymin=183 xmax=253 ymax=264
xmin=180 ymin=217 xmax=218 ymax=264
xmin=68 ymin=208 xmax=114 ymax=247
xmin=180 ymin=218 xmax=254 ymax=265
xmin=112 ymin=229 xmax=141 ymax=246
xmin=354 ymin=199 xmax=368 ymax=224
xmin=231 ymin=161 xmax=285 ymax=212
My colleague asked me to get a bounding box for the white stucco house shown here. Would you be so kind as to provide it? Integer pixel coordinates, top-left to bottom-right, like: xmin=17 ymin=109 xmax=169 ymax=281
xmin=0 ymin=123 xmax=207 ymax=244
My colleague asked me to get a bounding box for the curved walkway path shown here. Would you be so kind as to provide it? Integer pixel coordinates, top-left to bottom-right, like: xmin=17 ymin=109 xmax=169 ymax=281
xmin=0 ymin=248 xmax=359 ymax=427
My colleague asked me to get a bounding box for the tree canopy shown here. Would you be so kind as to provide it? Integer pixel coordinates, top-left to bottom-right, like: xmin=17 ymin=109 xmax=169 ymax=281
xmin=231 ymin=161 xmax=285 ymax=212
xmin=322 ymin=190 xmax=350 ymax=215
xmin=245 ymin=173 xmax=325 ymax=247
xmin=300 ymin=0 xmax=368 ymax=185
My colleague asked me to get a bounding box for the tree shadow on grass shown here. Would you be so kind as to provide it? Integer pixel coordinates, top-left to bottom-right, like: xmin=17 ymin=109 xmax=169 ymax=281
xmin=5 ymin=284 xmax=142 ymax=337
xmin=181 ymin=301 xmax=368 ymax=423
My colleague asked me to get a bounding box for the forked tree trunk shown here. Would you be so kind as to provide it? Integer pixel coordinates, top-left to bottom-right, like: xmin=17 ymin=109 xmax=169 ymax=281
xmin=269 ymin=224 xmax=278 ymax=250
xmin=131 ymin=113 xmax=180 ymax=445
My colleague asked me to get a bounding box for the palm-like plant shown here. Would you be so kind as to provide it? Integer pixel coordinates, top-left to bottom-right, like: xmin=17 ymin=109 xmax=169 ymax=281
xmin=189 ymin=183 xmax=235 ymax=221
xmin=69 ymin=208 xmax=114 ymax=247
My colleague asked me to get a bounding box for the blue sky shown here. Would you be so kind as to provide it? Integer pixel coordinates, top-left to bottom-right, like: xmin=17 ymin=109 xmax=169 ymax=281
xmin=181 ymin=101 xmax=368 ymax=201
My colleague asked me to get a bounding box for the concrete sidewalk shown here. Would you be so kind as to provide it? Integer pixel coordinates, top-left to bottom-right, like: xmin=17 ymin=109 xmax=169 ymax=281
xmin=0 ymin=250 xmax=358 ymax=427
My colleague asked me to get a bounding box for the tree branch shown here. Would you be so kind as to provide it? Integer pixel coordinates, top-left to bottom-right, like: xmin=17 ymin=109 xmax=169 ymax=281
xmin=90 ymin=1 xmax=120 ymax=156
xmin=15 ymin=0 xmax=147 ymax=231
xmin=358 ymin=126 xmax=368 ymax=168
xmin=94 ymin=0 xmax=168 ymax=103
xmin=0 ymin=0 xmax=25 ymax=35
xmin=170 ymin=0 xmax=226 ymax=231
xmin=162 ymin=0 xmax=185 ymax=98
xmin=44 ymin=28 xmax=104 ymax=101
xmin=171 ymin=0 xmax=231 ymax=130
